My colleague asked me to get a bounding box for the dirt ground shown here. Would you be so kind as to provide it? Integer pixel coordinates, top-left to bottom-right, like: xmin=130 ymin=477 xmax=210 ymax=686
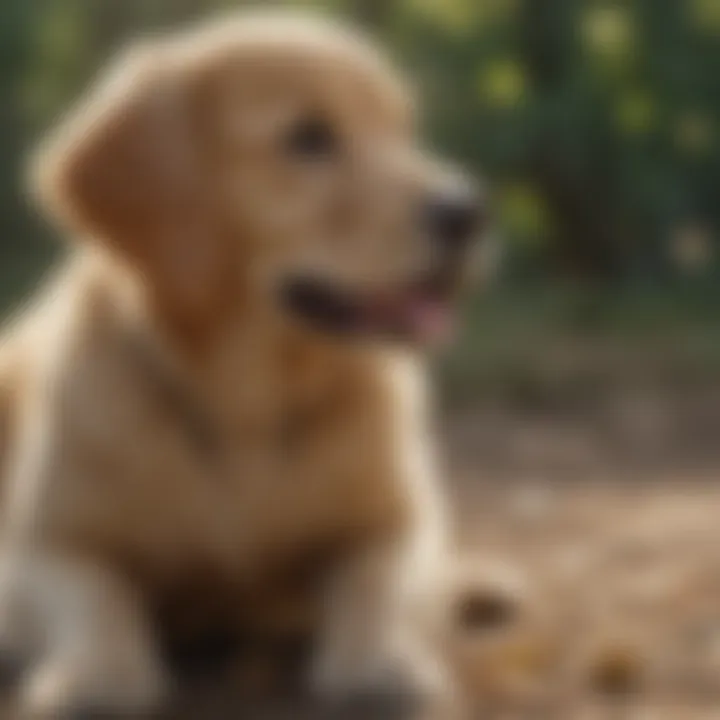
xmin=441 ymin=391 xmax=720 ymax=720
xmin=3 ymin=387 xmax=720 ymax=719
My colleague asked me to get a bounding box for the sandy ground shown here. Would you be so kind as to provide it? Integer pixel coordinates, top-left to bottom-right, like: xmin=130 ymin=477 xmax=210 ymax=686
xmin=3 ymin=390 xmax=720 ymax=719
xmin=442 ymin=393 xmax=720 ymax=720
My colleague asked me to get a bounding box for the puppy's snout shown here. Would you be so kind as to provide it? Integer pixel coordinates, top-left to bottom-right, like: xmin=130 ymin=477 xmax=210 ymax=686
xmin=425 ymin=186 xmax=485 ymax=249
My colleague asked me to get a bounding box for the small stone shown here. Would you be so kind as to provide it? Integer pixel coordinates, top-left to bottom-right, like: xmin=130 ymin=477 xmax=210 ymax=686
xmin=456 ymin=590 xmax=518 ymax=631
xmin=588 ymin=645 xmax=644 ymax=696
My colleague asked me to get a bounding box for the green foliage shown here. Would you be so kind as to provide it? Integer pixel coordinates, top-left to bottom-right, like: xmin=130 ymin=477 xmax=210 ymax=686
xmin=0 ymin=0 xmax=718 ymax=309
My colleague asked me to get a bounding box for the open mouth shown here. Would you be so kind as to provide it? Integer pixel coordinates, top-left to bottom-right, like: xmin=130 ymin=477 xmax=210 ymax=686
xmin=280 ymin=270 xmax=461 ymax=346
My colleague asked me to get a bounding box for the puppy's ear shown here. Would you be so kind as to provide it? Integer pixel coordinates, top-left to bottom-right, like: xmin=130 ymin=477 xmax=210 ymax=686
xmin=31 ymin=43 xmax=225 ymax=319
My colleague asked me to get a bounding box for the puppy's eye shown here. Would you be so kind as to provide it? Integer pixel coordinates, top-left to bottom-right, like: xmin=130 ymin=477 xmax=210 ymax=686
xmin=285 ymin=117 xmax=337 ymax=159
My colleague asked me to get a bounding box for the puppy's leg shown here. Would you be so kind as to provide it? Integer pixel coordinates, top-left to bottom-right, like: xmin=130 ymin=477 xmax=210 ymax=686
xmin=313 ymin=536 xmax=451 ymax=716
xmin=309 ymin=361 xmax=456 ymax=715
xmin=0 ymin=553 xmax=167 ymax=718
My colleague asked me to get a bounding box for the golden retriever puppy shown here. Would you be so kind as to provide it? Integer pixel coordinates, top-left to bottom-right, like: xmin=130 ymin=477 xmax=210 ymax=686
xmin=0 ymin=10 xmax=484 ymax=718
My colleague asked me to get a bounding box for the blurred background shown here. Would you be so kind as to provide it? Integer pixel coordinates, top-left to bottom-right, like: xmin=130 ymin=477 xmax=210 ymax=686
xmin=2 ymin=0 xmax=720 ymax=717
xmin=2 ymin=0 xmax=720 ymax=408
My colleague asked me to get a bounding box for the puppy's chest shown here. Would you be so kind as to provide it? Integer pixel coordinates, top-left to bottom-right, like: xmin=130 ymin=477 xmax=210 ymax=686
xmin=96 ymin=336 xmax=378 ymax=583
xmin=152 ymin=369 xmax=358 ymax=568
xmin=213 ymin=401 xmax=333 ymax=519
xmin=208 ymin=346 xmax=356 ymax=523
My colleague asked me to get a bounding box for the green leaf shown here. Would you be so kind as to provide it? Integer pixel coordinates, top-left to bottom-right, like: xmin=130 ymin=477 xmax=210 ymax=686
xmin=477 ymin=59 xmax=527 ymax=109
xmin=500 ymin=183 xmax=552 ymax=246
xmin=615 ymin=92 xmax=656 ymax=136
xmin=675 ymin=112 xmax=715 ymax=155
xmin=690 ymin=0 xmax=720 ymax=34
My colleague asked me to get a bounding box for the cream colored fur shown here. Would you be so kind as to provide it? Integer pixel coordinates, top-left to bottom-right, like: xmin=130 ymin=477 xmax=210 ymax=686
xmin=0 ymin=11 xmax=475 ymax=718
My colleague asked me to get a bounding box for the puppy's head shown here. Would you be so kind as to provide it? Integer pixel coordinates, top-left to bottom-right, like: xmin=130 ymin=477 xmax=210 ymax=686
xmin=33 ymin=12 xmax=487 ymax=345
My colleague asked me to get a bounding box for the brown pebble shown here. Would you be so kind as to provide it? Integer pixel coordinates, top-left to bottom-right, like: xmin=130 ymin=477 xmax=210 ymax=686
xmin=588 ymin=646 xmax=644 ymax=696
xmin=456 ymin=590 xmax=518 ymax=631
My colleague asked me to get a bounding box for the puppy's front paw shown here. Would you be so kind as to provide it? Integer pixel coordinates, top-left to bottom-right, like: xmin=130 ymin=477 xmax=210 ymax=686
xmin=0 ymin=574 xmax=35 ymax=688
xmin=312 ymin=642 xmax=449 ymax=719
xmin=0 ymin=622 xmax=29 ymax=690
xmin=20 ymin=653 xmax=168 ymax=720
xmin=314 ymin=666 xmax=420 ymax=719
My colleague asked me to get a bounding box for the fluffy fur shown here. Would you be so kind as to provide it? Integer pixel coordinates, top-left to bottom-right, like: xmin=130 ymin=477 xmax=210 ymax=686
xmin=0 ymin=11 xmax=479 ymax=717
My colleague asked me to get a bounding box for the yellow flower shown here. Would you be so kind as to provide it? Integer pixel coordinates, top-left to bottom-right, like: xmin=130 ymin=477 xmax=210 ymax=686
xmin=690 ymin=0 xmax=720 ymax=33
xmin=404 ymin=0 xmax=477 ymax=35
xmin=583 ymin=6 xmax=633 ymax=57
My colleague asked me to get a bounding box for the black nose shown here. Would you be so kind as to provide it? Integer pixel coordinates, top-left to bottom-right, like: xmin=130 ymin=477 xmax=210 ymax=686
xmin=426 ymin=190 xmax=484 ymax=247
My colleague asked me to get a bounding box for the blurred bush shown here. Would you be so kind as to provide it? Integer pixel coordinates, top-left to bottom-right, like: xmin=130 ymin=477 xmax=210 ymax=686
xmin=0 ymin=0 xmax=718 ymax=388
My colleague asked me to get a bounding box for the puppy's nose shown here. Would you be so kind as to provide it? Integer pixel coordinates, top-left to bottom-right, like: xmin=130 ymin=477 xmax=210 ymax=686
xmin=426 ymin=188 xmax=485 ymax=248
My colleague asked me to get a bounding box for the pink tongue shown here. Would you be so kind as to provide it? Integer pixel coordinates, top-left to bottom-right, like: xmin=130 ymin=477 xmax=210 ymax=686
xmin=402 ymin=297 xmax=454 ymax=345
